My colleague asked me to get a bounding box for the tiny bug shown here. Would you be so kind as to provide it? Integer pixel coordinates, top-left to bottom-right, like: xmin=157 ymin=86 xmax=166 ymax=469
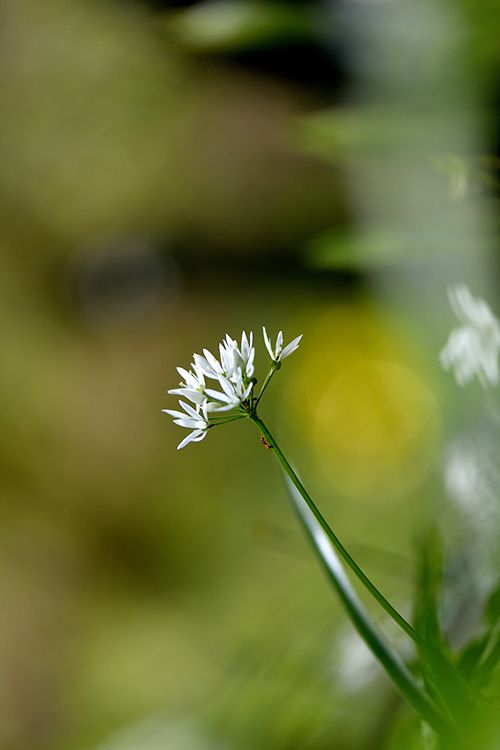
xmin=260 ymin=435 xmax=272 ymax=450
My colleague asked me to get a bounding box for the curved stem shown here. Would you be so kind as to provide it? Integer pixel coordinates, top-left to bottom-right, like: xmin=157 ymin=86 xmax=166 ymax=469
xmin=249 ymin=415 xmax=453 ymax=739
xmin=249 ymin=415 xmax=423 ymax=646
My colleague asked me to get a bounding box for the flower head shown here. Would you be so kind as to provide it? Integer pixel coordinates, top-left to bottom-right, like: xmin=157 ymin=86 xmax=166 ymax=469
xmin=164 ymin=330 xmax=257 ymax=448
xmin=164 ymin=326 xmax=302 ymax=449
xmin=440 ymin=285 xmax=500 ymax=388
xmin=262 ymin=327 xmax=302 ymax=364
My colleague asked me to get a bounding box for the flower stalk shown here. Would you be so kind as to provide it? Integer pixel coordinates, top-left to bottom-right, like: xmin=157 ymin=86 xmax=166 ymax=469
xmin=249 ymin=415 xmax=422 ymax=645
xmin=164 ymin=325 xmax=455 ymax=738
xmin=248 ymin=414 xmax=452 ymax=738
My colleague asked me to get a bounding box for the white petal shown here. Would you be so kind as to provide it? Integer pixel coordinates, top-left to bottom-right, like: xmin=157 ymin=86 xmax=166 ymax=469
xmin=280 ymin=334 xmax=303 ymax=359
xmin=173 ymin=417 xmax=198 ymax=428
xmin=276 ymin=331 xmax=283 ymax=353
xmin=201 ymin=399 xmax=208 ymax=421
xmin=232 ymin=349 xmax=245 ymax=372
xmin=176 ymin=367 xmax=200 ymax=390
xmin=262 ymin=326 xmax=274 ymax=359
xmin=208 ymin=401 xmax=235 ymax=412
xmin=204 ymin=400 xmax=224 ymax=412
xmin=162 ymin=408 xmax=186 ymax=420
xmin=177 ymin=366 xmax=193 ymax=383
xmin=192 ymin=430 xmax=208 ymax=443
xmin=168 ymin=388 xmax=206 ymax=405
xmin=193 ymin=354 xmax=217 ymax=379
xmin=241 ymin=331 xmax=249 ymax=353
xmin=203 ymin=348 xmax=222 ymax=372
xmin=217 ymin=374 xmax=237 ymax=399
xmin=177 ymin=429 xmax=205 ymax=450
xmin=192 ymin=363 xmax=206 ymax=385
xmin=242 ymin=382 xmax=253 ymax=400
xmin=245 ymin=356 xmax=254 ymax=374
xmin=178 ymin=400 xmax=201 ymax=419
xmin=205 ymin=388 xmax=235 ymax=404
xmin=220 ymin=343 xmax=236 ymax=374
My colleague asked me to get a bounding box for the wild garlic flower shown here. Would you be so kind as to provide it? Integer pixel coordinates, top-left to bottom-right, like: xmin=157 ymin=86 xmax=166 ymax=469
xmin=162 ymin=399 xmax=211 ymax=450
xmin=263 ymin=327 xmax=302 ymax=364
xmin=195 ymin=331 xmax=255 ymax=382
xmin=168 ymin=364 xmax=207 ymax=406
xmin=440 ymin=285 xmax=500 ymax=388
xmin=164 ymin=327 xmax=301 ymax=449
xmin=205 ymin=370 xmax=253 ymax=411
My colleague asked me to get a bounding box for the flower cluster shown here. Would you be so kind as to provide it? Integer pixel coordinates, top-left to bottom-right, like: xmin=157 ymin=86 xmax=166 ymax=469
xmin=164 ymin=328 xmax=301 ymax=449
xmin=440 ymin=285 xmax=500 ymax=388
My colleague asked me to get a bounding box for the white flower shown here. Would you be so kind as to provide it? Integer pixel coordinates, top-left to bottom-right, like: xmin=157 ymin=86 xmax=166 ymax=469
xmin=263 ymin=327 xmax=302 ymax=363
xmin=164 ymin=330 xmax=257 ymax=448
xmin=228 ymin=331 xmax=255 ymax=379
xmin=333 ymin=629 xmax=378 ymax=694
xmin=194 ymin=350 xmax=224 ymax=380
xmin=443 ymin=438 xmax=500 ymax=594
xmin=164 ymin=327 xmax=301 ymax=449
xmin=440 ymin=285 xmax=500 ymax=388
xmin=162 ymin=399 xmax=210 ymax=450
xmin=205 ymin=369 xmax=253 ymax=411
xmin=195 ymin=331 xmax=255 ymax=382
xmin=168 ymin=364 xmax=206 ymax=406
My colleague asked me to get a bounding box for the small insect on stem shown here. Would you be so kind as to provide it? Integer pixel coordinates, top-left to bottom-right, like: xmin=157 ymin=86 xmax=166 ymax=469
xmin=260 ymin=435 xmax=272 ymax=450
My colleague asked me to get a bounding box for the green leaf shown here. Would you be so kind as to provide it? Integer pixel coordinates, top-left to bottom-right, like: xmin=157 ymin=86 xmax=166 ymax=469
xmin=457 ymin=633 xmax=494 ymax=681
xmin=414 ymin=531 xmax=480 ymax=727
xmin=276 ymin=472 xmax=450 ymax=738
xmin=484 ymin=584 xmax=500 ymax=628
xmin=455 ymin=583 xmax=500 ymax=690
xmin=414 ymin=530 xmax=444 ymax=648
xmin=471 ymin=626 xmax=500 ymax=691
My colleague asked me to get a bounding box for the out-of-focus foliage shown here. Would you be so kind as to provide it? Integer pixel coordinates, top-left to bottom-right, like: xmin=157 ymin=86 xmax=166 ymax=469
xmin=162 ymin=1 xmax=315 ymax=53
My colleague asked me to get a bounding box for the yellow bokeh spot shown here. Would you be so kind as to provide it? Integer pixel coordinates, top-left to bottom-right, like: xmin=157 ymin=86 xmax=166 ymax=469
xmin=283 ymin=305 xmax=441 ymax=499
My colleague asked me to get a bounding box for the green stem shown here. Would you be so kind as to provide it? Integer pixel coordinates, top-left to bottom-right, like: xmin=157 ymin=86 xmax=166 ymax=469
xmin=210 ymin=415 xmax=246 ymax=426
xmin=249 ymin=415 xmax=423 ymax=646
xmin=255 ymin=366 xmax=278 ymax=406
xmin=250 ymin=415 xmax=452 ymax=738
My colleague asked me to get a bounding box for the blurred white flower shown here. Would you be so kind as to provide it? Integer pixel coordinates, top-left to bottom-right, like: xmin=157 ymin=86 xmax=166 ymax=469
xmin=443 ymin=437 xmax=500 ymax=594
xmin=92 ymin=715 xmax=231 ymax=750
xmin=333 ymin=630 xmax=379 ymax=694
xmin=444 ymin=441 xmax=494 ymax=523
xmin=440 ymin=285 xmax=500 ymax=387
xmin=262 ymin=327 xmax=302 ymax=363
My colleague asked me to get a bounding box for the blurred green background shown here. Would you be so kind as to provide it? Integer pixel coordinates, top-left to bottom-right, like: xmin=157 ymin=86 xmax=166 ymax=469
xmin=1 ymin=1 xmax=499 ymax=748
